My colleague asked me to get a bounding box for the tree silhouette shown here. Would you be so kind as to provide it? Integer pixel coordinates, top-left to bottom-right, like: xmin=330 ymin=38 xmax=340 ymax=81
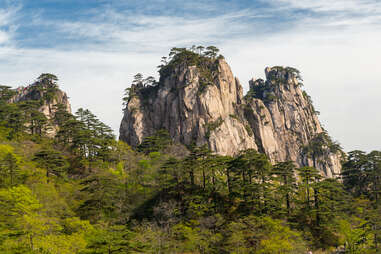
xmin=204 ymin=46 xmax=220 ymax=58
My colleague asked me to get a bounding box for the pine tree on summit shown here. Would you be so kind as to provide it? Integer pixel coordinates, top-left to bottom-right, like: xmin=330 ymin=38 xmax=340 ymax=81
xmin=37 ymin=73 xmax=58 ymax=83
xmin=204 ymin=46 xmax=219 ymax=58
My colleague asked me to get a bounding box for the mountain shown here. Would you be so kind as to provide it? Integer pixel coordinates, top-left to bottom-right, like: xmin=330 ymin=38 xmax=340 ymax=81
xmin=119 ymin=49 xmax=342 ymax=177
xmin=7 ymin=74 xmax=72 ymax=136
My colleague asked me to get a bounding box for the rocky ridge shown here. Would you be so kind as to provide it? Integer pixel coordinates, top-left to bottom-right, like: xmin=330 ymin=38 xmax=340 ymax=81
xmin=120 ymin=51 xmax=342 ymax=177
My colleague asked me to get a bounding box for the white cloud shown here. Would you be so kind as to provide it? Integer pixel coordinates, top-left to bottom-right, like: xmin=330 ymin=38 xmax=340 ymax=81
xmin=56 ymin=9 xmax=259 ymax=51
xmin=0 ymin=5 xmax=20 ymax=45
xmin=271 ymin=0 xmax=381 ymax=29
xmin=273 ymin=0 xmax=381 ymax=13
xmin=0 ymin=30 xmax=9 ymax=44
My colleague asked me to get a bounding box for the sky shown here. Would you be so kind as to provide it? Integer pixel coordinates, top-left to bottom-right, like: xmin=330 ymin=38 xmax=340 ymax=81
xmin=0 ymin=0 xmax=380 ymax=152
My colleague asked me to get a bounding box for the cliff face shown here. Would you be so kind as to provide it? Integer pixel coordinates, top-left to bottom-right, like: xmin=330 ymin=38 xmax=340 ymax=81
xmin=243 ymin=68 xmax=341 ymax=177
xmin=120 ymin=59 xmax=257 ymax=155
xmin=10 ymin=81 xmax=72 ymax=136
xmin=120 ymin=57 xmax=342 ymax=177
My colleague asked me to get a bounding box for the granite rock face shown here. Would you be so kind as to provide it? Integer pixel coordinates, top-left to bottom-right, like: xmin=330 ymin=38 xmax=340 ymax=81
xmin=120 ymin=58 xmax=342 ymax=177
xmin=120 ymin=59 xmax=257 ymax=155
xmin=243 ymin=67 xmax=341 ymax=177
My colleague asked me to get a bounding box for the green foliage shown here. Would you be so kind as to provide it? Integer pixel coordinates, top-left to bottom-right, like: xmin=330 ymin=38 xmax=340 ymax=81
xmin=338 ymin=219 xmax=372 ymax=254
xmin=342 ymin=150 xmax=381 ymax=251
xmin=159 ymin=46 xmax=222 ymax=94
xmin=268 ymin=66 xmax=302 ymax=84
xmin=33 ymin=149 xmax=69 ymax=181
xmin=272 ymin=161 xmax=297 ymax=216
xmin=0 ymin=85 xmax=16 ymax=102
xmin=302 ymin=132 xmax=342 ymax=167
xmin=0 ymin=152 xmax=23 ymax=187
xmin=225 ymin=216 xmax=306 ymax=253
xmin=229 ymin=114 xmax=240 ymax=121
xmin=0 ymin=74 xmax=69 ymax=140
xmin=302 ymin=90 xmax=321 ymax=115
xmin=205 ymin=117 xmax=224 ymax=138
xmin=37 ymin=73 xmax=58 ymax=82
xmin=54 ymin=108 xmax=116 ymax=162
xmin=122 ymin=46 xmax=224 ymax=112
xmin=244 ymin=78 xmax=276 ymax=103
xmin=245 ymin=67 xmax=305 ymax=105
xmin=122 ymin=73 xmax=160 ymax=110
xmin=245 ymin=124 xmax=253 ymax=136
xmin=137 ymin=129 xmax=172 ymax=154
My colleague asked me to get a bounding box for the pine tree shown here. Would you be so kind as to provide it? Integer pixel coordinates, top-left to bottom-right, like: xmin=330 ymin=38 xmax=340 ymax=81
xmin=297 ymin=167 xmax=321 ymax=209
xmin=204 ymin=46 xmax=220 ymax=58
xmin=228 ymin=149 xmax=272 ymax=214
xmin=273 ymin=161 xmax=297 ymax=216
xmin=0 ymin=152 xmax=21 ymax=187
xmin=33 ymin=149 xmax=68 ymax=182
xmin=137 ymin=130 xmax=172 ymax=155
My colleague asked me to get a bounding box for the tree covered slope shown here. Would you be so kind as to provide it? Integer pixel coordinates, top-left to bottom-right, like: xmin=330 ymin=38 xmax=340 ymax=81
xmin=0 ymin=71 xmax=380 ymax=253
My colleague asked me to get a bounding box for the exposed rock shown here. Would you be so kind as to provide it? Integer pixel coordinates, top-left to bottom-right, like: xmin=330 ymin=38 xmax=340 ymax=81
xmin=120 ymin=56 xmax=342 ymax=177
xmin=120 ymin=59 xmax=257 ymax=155
xmin=244 ymin=67 xmax=342 ymax=177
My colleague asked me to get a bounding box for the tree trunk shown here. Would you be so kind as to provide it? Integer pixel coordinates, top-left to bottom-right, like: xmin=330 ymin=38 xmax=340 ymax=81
xmin=227 ymin=168 xmax=231 ymax=196
xmin=262 ymin=175 xmax=267 ymax=213
xmin=285 ymin=175 xmax=290 ymax=215
xmin=306 ymin=179 xmax=310 ymax=209
xmin=202 ymin=168 xmax=206 ymax=190
xmin=314 ymin=187 xmax=320 ymax=226
xmin=190 ymin=169 xmax=194 ymax=189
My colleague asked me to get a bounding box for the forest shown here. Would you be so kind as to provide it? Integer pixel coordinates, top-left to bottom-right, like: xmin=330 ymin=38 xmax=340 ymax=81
xmin=0 ymin=73 xmax=380 ymax=254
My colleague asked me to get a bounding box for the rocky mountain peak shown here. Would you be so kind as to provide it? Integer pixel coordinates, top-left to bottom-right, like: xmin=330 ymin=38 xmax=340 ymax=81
xmin=8 ymin=74 xmax=72 ymax=136
xmin=120 ymin=48 xmax=342 ymax=177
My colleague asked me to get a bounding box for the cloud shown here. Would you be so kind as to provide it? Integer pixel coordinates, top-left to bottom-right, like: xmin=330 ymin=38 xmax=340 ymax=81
xmin=274 ymin=0 xmax=381 ymax=13
xmin=270 ymin=0 xmax=381 ymax=28
xmin=0 ymin=4 xmax=20 ymax=45
xmin=0 ymin=9 xmax=12 ymax=44
xmin=51 ymin=8 xmax=263 ymax=52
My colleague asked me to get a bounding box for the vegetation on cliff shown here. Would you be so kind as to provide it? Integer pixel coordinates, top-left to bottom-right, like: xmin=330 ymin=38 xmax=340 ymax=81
xmin=122 ymin=46 xmax=224 ymax=109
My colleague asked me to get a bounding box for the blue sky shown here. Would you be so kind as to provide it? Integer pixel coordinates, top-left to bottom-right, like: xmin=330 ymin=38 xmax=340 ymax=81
xmin=1 ymin=0 xmax=381 ymax=152
xmin=2 ymin=0 xmax=297 ymax=50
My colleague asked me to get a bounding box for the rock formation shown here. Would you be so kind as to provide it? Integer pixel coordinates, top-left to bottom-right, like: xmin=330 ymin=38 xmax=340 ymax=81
xmin=120 ymin=51 xmax=342 ymax=177
xmin=9 ymin=76 xmax=71 ymax=136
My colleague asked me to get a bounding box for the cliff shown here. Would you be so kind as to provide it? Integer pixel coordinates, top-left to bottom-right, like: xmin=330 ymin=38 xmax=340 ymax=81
xmin=119 ymin=50 xmax=342 ymax=177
